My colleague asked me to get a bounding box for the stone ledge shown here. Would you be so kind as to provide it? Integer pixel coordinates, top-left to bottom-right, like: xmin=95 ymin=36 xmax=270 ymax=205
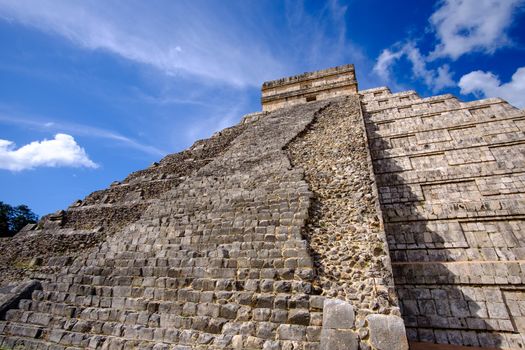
xmin=0 ymin=280 xmax=41 ymax=320
xmin=262 ymin=64 xmax=355 ymax=89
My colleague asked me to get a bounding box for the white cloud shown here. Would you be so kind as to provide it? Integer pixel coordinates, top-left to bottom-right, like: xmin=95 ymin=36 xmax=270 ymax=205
xmin=429 ymin=0 xmax=524 ymax=60
xmin=374 ymin=42 xmax=455 ymax=92
xmin=373 ymin=48 xmax=404 ymax=82
xmin=0 ymin=133 xmax=98 ymax=171
xmin=459 ymin=67 xmax=525 ymax=108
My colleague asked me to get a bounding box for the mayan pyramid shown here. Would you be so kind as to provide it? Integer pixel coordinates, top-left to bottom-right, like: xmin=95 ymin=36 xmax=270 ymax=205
xmin=1 ymin=64 xmax=525 ymax=349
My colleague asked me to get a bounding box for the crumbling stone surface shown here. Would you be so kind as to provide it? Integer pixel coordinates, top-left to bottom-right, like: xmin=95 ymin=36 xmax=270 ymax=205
xmin=0 ymin=100 xmax=333 ymax=349
xmin=286 ymin=97 xmax=398 ymax=314
xmin=0 ymin=123 xmax=247 ymax=286
xmin=62 ymin=203 xmax=148 ymax=232
xmin=1 ymin=62 xmax=523 ymax=349
xmin=0 ymin=230 xmax=104 ymax=285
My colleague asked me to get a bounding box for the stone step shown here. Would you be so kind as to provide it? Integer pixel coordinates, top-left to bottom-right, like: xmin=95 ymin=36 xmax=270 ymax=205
xmin=2 ymin=307 xmax=320 ymax=349
xmin=50 ymin=267 xmax=314 ymax=287
xmin=79 ymin=244 xmax=309 ymax=260
xmin=0 ymin=334 xmax=83 ymax=350
xmin=30 ymin=289 xmax=318 ymax=314
xmin=41 ymin=276 xmax=314 ymax=296
xmin=1 ymin=321 xmax=44 ymax=339
xmin=74 ymin=256 xmax=311 ymax=271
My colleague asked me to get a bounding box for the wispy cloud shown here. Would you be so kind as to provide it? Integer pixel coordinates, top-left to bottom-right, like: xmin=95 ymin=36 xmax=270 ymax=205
xmin=283 ymin=0 xmax=366 ymax=71
xmin=0 ymin=133 xmax=97 ymax=171
xmin=429 ymin=0 xmax=525 ymax=60
xmin=0 ymin=0 xmax=369 ymax=89
xmin=0 ymin=0 xmax=286 ymax=87
xmin=373 ymin=0 xmax=524 ymax=94
xmin=183 ymin=103 xmax=245 ymax=144
xmin=374 ymin=42 xmax=455 ymax=92
xmin=0 ymin=110 xmax=165 ymax=156
xmin=459 ymin=67 xmax=525 ymax=108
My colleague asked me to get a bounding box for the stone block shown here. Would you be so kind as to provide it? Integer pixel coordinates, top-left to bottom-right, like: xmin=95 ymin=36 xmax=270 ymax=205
xmin=277 ymin=324 xmax=306 ymax=341
xmin=319 ymin=328 xmax=358 ymax=350
xmin=288 ymin=309 xmax=310 ymax=325
xmin=366 ymin=314 xmax=408 ymax=350
xmin=322 ymin=299 xmax=355 ymax=329
xmin=263 ymin=340 xmax=280 ymax=350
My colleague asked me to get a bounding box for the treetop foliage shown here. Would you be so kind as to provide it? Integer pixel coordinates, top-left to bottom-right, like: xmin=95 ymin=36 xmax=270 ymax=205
xmin=0 ymin=201 xmax=39 ymax=237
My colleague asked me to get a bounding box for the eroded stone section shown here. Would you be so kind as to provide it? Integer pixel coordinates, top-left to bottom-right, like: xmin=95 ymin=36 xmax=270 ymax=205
xmin=362 ymin=86 xmax=525 ymax=348
xmin=0 ymin=124 xmax=246 ymax=286
xmin=286 ymin=96 xmax=399 ymax=347
xmin=0 ymin=229 xmax=104 ymax=286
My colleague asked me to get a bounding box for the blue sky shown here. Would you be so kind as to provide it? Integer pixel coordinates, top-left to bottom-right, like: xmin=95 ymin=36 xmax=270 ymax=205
xmin=0 ymin=0 xmax=524 ymax=216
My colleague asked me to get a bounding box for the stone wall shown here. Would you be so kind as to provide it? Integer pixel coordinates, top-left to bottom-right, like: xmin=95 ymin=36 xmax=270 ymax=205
xmin=261 ymin=64 xmax=357 ymax=112
xmin=0 ymin=124 xmax=246 ymax=286
xmin=361 ymin=86 xmax=525 ymax=349
xmin=0 ymin=96 xmax=406 ymax=350
xmin=286 ymin=96 xmax=401 ymax=347
xmin=1 ymin=62 xmax=524 ymax=349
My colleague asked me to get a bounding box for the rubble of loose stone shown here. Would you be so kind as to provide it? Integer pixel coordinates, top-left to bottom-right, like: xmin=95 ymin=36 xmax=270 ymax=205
xmin=286 ymin=96 xmax=399 ymax=345
xmin=0 ymin=230 xmax=104 ymax=285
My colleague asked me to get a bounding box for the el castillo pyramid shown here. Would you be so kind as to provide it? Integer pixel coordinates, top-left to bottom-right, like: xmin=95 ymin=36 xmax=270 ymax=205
xmin=1 ymin=64 xmax=525 ymax=350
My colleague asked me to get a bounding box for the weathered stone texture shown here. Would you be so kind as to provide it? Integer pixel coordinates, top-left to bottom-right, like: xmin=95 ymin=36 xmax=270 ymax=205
xmin=362 ymin=86 xmax=525 ymax=348
xmin=0 ymin=101 xmax=331 ymax=349
xmin=285 ymin=97 xmax=399 ymax=344
xmin=0 ymin=64 xmax=524 ymax=349
xmin=0 ymin=124 xmax=246 ymax=285
xmin=366 ymin=314 xmax=408 ymax=350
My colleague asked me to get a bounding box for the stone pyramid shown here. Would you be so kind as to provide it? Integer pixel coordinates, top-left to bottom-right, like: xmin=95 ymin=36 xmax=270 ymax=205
xmin=1 ymin=64 xmax=525 ymax=349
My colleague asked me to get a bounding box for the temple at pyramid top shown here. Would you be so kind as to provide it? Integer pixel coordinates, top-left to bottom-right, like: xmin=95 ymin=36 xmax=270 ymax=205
xmin=261 ymin=63 xmax=358 ymax=111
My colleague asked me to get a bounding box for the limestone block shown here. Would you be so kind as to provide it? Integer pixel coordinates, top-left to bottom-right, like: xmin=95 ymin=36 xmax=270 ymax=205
xmin=322 ymin=299 xmax=355 ymax=329
xmin=263 ymin=340 xmax=280 ymax=350
xmin=277 ymin=324 xmax=306 ymax=341
xmin=288 ymin=309 xmax=310 ymax=325
xmin=366 ymin=314 xmax=408 ymax=350
xmin=319 ymin=328 xmax=358 ymax=350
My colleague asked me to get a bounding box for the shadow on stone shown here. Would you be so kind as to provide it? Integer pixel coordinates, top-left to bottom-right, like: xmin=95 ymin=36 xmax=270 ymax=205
xmin=363 ymin=106 xmax=505 ymax=348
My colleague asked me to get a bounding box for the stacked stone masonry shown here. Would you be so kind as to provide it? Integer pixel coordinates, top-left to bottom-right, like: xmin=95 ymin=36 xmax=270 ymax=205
xmin=361 ymin=86 xmax=525 ymax=349
xmin=0 ymin=124 xmax=246 ymax=285
xmin=1 ymin=63 xmax=524 ymax=349
xmin=261 ymin=64 xmax=357 ymax=112
xmin=286 ymin=97 xmax=399 ymax=339
xmin=0 ymin=97 xmax=400 ymax=350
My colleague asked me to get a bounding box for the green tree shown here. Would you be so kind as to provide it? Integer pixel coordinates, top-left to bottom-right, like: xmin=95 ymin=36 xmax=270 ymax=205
xmin=0 ymin=202 xmax=10 ymax=237
xmin=0 ymin=201 xmax=39 ymax=237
